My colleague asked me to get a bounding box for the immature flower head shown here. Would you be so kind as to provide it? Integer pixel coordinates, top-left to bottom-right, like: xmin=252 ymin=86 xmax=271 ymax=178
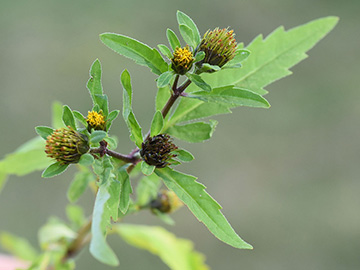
xmin=150 ymin=190 xmax=183 ymax=214
xmin=45 ymin=127 xmax=89 ymax=165
xmin=197 ymin=27 xmax=237 ymax=68
xmin=86 ymin=110 xmax=106 ymax=132
xmin=140 ymin=134 xmax=178 ymax=168
xmin=171 ymin=46 xmax=194 ymax=75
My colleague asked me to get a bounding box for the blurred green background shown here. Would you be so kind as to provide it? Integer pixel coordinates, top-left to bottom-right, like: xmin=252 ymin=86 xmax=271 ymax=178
xmin=0 ymin=0 xmax=359 ymax=269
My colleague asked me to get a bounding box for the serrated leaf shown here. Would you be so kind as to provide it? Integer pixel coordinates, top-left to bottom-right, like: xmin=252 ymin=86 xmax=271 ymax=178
xmin=157 ymin=71 xmax=174 ymax=88
xmin=100 ymin=33 xmax=168 ymax=75
xmin=167 ymin=121 xmax=217 ymax=143
xmin=35 ymin=126 xmax=54 ymax=140
xmin=150 ymin=111 xmax=164 ymax=137
xmin=141 ymin=162 xmax=155 ymax=176
xmin=157 ymin=44 xmax=173 ymax=59
xmin=189 ymin=86 xmax=270 ymax=108
xmin=177 ymin=11 xmax=201 ymax=47
xmin=156 ymin=167 xmax=252 ymax=249
xmin=166 ymin=28 xmax=181 ymax=51
xmin=73 ymin=110 xmax=87 ymax=127
xmin=187 ymin=73 xmax=211 ymax=92
xmin=42 ymin=162 xmax=69 ymax=178
xmin=0 ymin=232 xmax=38 ymax=261
xmin=90 ymin=130 xmax=107 ymax=144
xmin=196 ymin=16 xmax=339 ymax=95
xmin=115 ymin=224 xmax=209 ymax=270
xmin=174 ymin=149 xmax=194 ymax=162
xmin=67 ymin=170 xmax=94 ymax=203
xmin=90 ymin=156 xmax=120 ymax=266
xmin=62 ymin=105 xmax=76 ymax=129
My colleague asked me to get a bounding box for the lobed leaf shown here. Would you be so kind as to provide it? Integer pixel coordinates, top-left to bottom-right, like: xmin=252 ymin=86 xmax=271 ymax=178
xmin=155 ymin=167 xmax=252 ymax=249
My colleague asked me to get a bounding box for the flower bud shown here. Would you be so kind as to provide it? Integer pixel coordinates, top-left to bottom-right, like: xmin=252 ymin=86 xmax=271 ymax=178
xmin=171 ymin=46 xmax=194 ymax=75
xmin=150 ymin=190 xmax=183 ymax=213
xmin=196 ymin=28 xmax=237 ymax=69
xmin=86 ymin=110 xmax=106 ymax=132
xmin=140 ymin=134 xmax=177 ymax=168
xmin=45 ymin=127 xmax=89 ymax=165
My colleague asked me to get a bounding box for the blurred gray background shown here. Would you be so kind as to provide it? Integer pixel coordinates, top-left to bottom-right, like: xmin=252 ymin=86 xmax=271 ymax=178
xmin=0 ymin=0 xmax=359 ymax=269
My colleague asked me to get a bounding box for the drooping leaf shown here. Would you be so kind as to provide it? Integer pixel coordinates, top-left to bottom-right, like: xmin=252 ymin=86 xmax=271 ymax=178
xmin=35 ymin=126 xmax=54 ymax=140
xmin=150 ymin=111 xmax=164 ymax=137
xmin=166 ymin=28 xmax=181 ymax=51
xmin=157 ymin=71 xmax=174 ymax=88
xmin=155 ymin=167 xmax=252 ymax=249
xmin=177 ymin=11 xmax=201 ymax=48
xmin=62 ymin=105 xmax=76 ymax=129
xmin=167 ymin=120 xmax=217 ymax=143
xmin=115 ymin=224 xmax=209 ymax=270
xmin=67 ymin=170 xmax=95 ymax=203
xmin=90 ymin=156 xmax=120 ymax=266
xmin=87 ymin=59 xmax=104 ymax=104
xmin=100 ymin=33 xmax=168 ymax=75
xmin=0 ymin=232 xmax=39 ymax=261
xmin=117 ymin=165 xmax=132 ymax=215
xmin=42 ymin=162 xmax=69 ymax=178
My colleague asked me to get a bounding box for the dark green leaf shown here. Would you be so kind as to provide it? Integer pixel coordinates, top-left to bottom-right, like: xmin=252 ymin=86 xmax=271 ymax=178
xmin=157 ymin=71 xmax=174 ymax=88
xmin=90 ymin=130 xmax=107 ymax=144
xmin=73 ymin=111 xmax=87 ymax=126
xmin=42 ymin=162 xmax=69 ymax=178
xmin=35 ymin=126 xmax=54 ymax=140
xmin=174 ymin=149 xmax=194 ymax=162
xmin=67 ymin=170 xmax=94 ymax=203
xmin=166 ymin=28 xmax=181 ymax=51
xmin=150 ymin=111 xmax=164 ymax=137
xmin=157 ymin=44 xmax=173 ymax=59
xmin=87 ymin=59 xmax=104 ymax=104
xmin=177 ymin=11 xmax=201 ymax=47
xmin=155 ymin=167 xmax=252 ymax=249
xmin=186 ymin=74 xmax=211 ymax=92
xmin=167 ymin=121 xmax=217 ymax=143
xmin=100 ymin=33 xmax=168 ymax=75
xmin=0 ymin=232 xmax=38 ymax=261
xmin=141 ymin=161 xmax=155 ymax=176
xmin=62 ymin=105 xmax=76 ymax=129
xmin=117 ymin=165 xmax=132 ymax=214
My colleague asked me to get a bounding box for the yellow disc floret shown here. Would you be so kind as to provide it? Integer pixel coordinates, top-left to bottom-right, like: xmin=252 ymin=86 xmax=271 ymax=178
xmin=86 ymin=110 xmax=106 ymax=131
xmin=171 ymin=46 xmax=194 ymax=75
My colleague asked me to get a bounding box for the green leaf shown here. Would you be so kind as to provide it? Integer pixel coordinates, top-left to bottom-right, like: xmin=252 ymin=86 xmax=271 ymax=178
xmin=157 ymin=44 xmax=173 ymax=59
xmin=194 ymin=51 xmax=205 ymax=62
xmin=156 ymin=167 xmax=252 ymax=249
xmin=179 ymin=24 xmax=196 ymax=49
xmin=35 ymin=126 xmax=54 ymax=140
xmin=62 ymin=105 xmax=76 ymax=129
xmin=152 ymin=209 xmax=175 ymax=226
xmin=177 ymin=11 xmax=201 ymax=47
xmin=174 ymin=149 xmax=194 ymax=162
xmin=157 ymin=71 xmax=174 ymax=88
xmin=0 ymin=232 xmax=38 ymax=261
xmin=90 ymin=156 xmax=120 ymax=266
xmin=197 ymin=16 xmax=339 ymax=95
xmin=90 ymin=130 xmax=107 ymax=144
xmin=66 ymin=204 xmax=86 ymax=229
xmin=223 ymin=49 xmax=250 ymax=68
xmin=106 ymin=110 xmax=120 ymax=131
xmin=94 ymin=94 xmax=109 ymax=117
xmin=115 ymin=224 xmax=209 ymax=270
xmin=100 ymin=33 xmax=168 ymax=75
xmin=67 ymin=170 xmax=94 ymax=203
xmin=128 ymin=112 xmax=143 ymax=148
xmin=78 ymin=153 xmax=94 ymax=166
xmin=167 ymin=120 xmax=217 ymax=143
xmin=42 ymin=162 xmax=69 ymax=178
xmin=186 ymin=74 xmax=211 ymax=92
xmin=73 ymin=110 xmax=87 ymax=127
xmin=52 ymin=101 xmax=65 ymax=129
xmin=156 ymin=86 xmax=171 ymax=112
xmin=117 ymin=165 xmax=132 ymax=214
xmin=141 ymin=161 xmax=155 ymax=176
xmin=166 ymin=28 xmax=181 ymax=51
xmin=189 ymin=86 xmax=270 ymax=108
xmin=136 ymin=174 xmax=161 ymax=207
xmin=150 ymin=111 xmax=164 ymax=137
xmin=87 ymin=59 xmax=104 ymax=104
xmin=39 ymin=218 xmax=76 ymax=248
xmin=104 ymin=136 xmax=118 ymax=150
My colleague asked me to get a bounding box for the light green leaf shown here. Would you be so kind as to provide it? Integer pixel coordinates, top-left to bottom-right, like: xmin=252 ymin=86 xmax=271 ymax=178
xmin=35 ymin=126 xmax=54 ymax=140
xmin=141 ymin=161 xmax=155 ymax=176
xmin=177 ymin=11 xmax=201 ymax=47
xmin=87 ymin=59 xmax=104 ymax=104
xmin=107 ymin=110 xmax=120 ymax=122
xmin=186 ymin=74 xmax=211 ymax=92
xmin=94 ymin=94 xmax=109 ymax=117
xmin=152 ymin=209 xmax=175 ymax=226
xmin=62 ymin=105 xmax=76 ymax=129
xmin=156 ymin=167 xmax=252 ymax=249
xmin=166 ymin=28 xmax=181 ymax=51
xmin=156 ymin=86 xmax=171 ymax=112
xmin=90 ymin=130 xmax=107 ymax=144
xmin=90 ymin=156 xmax=120 ymax=266
xmin=104 ymin=136 xmax=118 ymax=150
xmin=157 ymin=71 xmax=174 ymax=88
xmin=115 ymin=224 xmax=209 ymax=270
xmin=196 ymin=16 xmax=339 ymax=95
xmin=78 ymin=153 xmax=94 ymax=166
xmin=194 ymin=51 xmax=205 ymax=62
xmin=100 ymin=33 xmax=168 ymax=75
xmin=189 ymin=86 xmax=270 ymax=108
xmin=179 ymin=24 xmax=196 ymax=49
xmin=157 ymin=44 xmax=173 ymax=59
xmin=39 ymin=218 xmax=76 ymax=248
xmin=42 ymin=162 xmax=69 ymax=178
xmin=67 ymin=170 xmax=95 ymax=203
xmin=66 ymin=204 xmax=86 ymax=229
xmin=128 ymin=112 xmax=143 ymax=148
xmin=150 ymin=111 xmax=164 ymax=137
xmin=223 ymin=49 xmax=250 ymax=68
xmin=73 ymin=110 xmax=87 ymax=127
xmin=117 ymin=165 xmax=132 ymax=215
xmin=136 ymin=174 xmax=161 ymax=207
xmin=52 ymin=101 xmax=65 ymax=129
xmin=174 ymin=149 xmax=194 ymax=162
xmin=167 ymin=121 xmax=217 ymax=143
xmin=0 ymin=232 xmax=38 ymax=261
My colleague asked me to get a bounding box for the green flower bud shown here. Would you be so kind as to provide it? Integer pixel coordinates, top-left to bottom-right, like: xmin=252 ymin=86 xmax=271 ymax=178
xmin=45 ymin=127 xmax=89 ymax=165
xmin=86 ymin=110 xmax=107 ymax=132
xmin=171 ymin=46 xmax=194 ymax=75
xmin=140 ymin=134 xmax=177 ymax=168
xmin=150 ymin=190 xmax=183 ymax=213
xmin=196 ymin=28 xmax=237 ymax=69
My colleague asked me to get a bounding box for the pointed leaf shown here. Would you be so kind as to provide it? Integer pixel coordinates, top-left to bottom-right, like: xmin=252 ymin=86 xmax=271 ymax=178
xmin=179 ymin=24 xmax=196 ymax=48
xmin=52 ymin=101 xmax=65 ymax=129
xmin=42 ymin=162 xmax=69 ymax=178
xmin=166 ymin=28 xmax=181 ymax=51
xmin=87 ymin=59 xmax=104 ymax=104
xmin=157 ymin=71 xmax=174 ymax=88
xmin=67 ymin=170 xmax=94 ymax=203
xmin=118 ymin=165 xmax=132 ymax=214
xmin=35 ymin=126 xmax=54 ymax=140
xmin=150 ymin=111 xmax=164 ymax=137
xmin=177 ymin=11 xmax=201 ymax=48
xmin=73 ymin=110 xmax=87 ymax=127
xmin=174 ymin=149 xmax=194 ymax=162
xmin=62 ymin=105 xmax=76 ymax=129
xmin=157 ymin=44 xmax=173 ymax=59
xmin=186 ymin=73 xmax=211 ymax=92
xmin=167 ymin=121 xmax=217 ymax=143
xmin=141 ymin=161 xmax=156 ymax=176
xmin=155 ymin=167 xmax=252 ymax=249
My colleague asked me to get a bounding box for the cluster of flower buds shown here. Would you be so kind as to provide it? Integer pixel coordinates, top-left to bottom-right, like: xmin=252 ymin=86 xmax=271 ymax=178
xmin=140 ymin=134 xmax=178 ymax=168
xmin=171 ymin=46 xmax=194 ymax=75
xmin=196 ymin=27 xmax=237 ymax=68
xmin=45 ymin=127 xmax=89 ymax=165
xmin=86 ymin=110 xmax=106 ymax=132
xmin=150 ymin=190 xmax=183 ymax=214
